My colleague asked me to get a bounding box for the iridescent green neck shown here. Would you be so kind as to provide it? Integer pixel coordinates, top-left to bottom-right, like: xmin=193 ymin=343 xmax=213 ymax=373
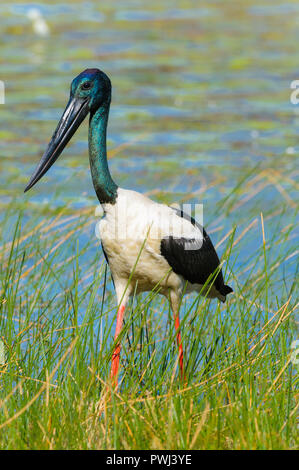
xmin=88 ymin=103 xmax=118 ymax=204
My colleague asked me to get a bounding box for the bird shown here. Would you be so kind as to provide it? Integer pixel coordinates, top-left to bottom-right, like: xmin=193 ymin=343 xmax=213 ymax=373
xmin=24 ymin=68 xmax=233 ymax=384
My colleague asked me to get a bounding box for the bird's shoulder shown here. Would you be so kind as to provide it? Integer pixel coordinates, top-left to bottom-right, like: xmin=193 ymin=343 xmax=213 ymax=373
xmin=101 ymin=188 xmax=204 ymax=247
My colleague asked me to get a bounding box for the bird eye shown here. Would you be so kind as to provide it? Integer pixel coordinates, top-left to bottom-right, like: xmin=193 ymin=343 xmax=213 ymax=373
xmin=82 ymin=81 xmax=92 ymax=90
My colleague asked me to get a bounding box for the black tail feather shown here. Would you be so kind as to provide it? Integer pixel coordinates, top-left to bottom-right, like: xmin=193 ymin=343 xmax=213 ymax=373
xmin=219 ymin=284 xmax=233 ymax=296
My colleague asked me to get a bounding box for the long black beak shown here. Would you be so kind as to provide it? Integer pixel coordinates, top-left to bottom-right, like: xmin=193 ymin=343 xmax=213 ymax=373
xmin=24 ymin=96 xmax=90 ymax=192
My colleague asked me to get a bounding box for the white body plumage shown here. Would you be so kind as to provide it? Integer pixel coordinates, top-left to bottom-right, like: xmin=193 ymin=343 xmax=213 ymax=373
xmin=25 ymin=68 xmax=233 ymax=380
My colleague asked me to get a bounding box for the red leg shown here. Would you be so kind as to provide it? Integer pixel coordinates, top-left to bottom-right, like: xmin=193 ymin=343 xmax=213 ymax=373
xmin=111 ymin=304 xmax=126 ymax=382
xmin=173 ymin=313 xmax=185 ymax=380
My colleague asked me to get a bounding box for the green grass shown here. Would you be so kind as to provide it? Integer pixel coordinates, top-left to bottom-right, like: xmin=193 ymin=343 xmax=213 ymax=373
xmin=0 ymin=176 xmax=298 ymax=450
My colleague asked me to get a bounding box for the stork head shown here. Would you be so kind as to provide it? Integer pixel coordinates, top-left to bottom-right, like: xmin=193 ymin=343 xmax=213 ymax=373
xmin=24 ymin=68 xmax=111 ymax=192
xmin=71 ymin=68 xmax=111 ymax=112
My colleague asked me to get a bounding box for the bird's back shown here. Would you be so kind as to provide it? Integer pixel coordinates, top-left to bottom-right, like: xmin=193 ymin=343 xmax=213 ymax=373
xmin=100 ymin=188 xmax=233 ymax=300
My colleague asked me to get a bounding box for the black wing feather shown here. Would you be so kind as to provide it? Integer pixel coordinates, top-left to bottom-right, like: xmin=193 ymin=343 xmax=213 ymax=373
xmin=101 ymin=242 xmax=109 ymax=265
xmin=160 ymin=208 xmax=232 ymax=297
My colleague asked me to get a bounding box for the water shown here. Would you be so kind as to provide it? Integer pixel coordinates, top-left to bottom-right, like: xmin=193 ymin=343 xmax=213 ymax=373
xmin=0 ymin=0 xmax=298 ymax=309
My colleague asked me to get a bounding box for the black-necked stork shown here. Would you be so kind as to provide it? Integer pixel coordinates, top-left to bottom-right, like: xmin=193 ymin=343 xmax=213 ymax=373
xmin=25 ymin=68 xmax=233 ymax=383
